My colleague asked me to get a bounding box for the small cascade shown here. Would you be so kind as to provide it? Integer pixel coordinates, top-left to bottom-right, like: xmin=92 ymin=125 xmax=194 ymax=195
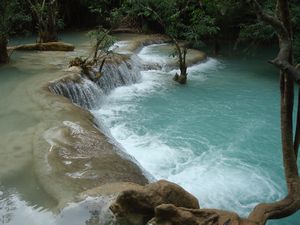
xmin=96 ymin=57 xmax=142 ymax=94
xmin=49 ymin=56 xmax=142 ymax=110
xmin=49 ymin=78 xmax=104 ymax=109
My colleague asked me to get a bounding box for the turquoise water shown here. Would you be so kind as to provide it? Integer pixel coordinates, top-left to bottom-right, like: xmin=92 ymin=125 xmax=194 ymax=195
xmin=1 ymin=34 xmax=299 ymax=224
xmin=93 ymin=44 xmax=300 ymax=224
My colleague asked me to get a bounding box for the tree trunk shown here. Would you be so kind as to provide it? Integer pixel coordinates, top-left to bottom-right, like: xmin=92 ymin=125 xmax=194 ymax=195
xmin=37 ymin=12 xmax=58 ymax=43
xmin=173 ymin=40 xmax=187 ymax=84
xmin=0 ymin=37 xmax=9 ymax=64
xmin=33 ymin=0 xmax=58 ymax=43
xmin=246 ymin=0 xmax=300 ymax=224
xmin=38 ymin=29 xmax=58 ymax=43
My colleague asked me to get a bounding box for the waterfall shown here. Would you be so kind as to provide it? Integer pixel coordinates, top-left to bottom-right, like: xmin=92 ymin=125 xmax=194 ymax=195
xmin=49 ymin=77 xmax=104 ymax=109
xmin=96 ymin=56 xmax=142 ymax=94
xmin=49 ymin=56 xmax=142 ymax=110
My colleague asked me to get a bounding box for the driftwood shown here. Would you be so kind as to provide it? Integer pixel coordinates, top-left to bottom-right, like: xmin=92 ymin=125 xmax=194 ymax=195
xmin=8 ymin=42 xmax=75 ymax=52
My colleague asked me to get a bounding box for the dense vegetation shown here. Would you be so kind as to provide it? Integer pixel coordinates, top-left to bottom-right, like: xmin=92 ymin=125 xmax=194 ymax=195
xmin=1 ymin=0 xmax=300 ymax=64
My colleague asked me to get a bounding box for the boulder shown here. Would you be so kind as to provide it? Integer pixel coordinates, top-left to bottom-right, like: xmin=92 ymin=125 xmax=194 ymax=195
xmin=148 ymin=204 xmax=244 ymax=225
xmin=110 ymin=180 xmax=199 ymax=225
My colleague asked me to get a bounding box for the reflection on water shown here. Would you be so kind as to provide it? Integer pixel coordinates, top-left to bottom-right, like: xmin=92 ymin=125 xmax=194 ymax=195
xmin=0 ymin=32 xmax=92 ymax=224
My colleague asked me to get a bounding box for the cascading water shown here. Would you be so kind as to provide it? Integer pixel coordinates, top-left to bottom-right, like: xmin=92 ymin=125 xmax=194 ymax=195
xmin=91 ymin=44 xmax=300 ymax=225
xmin=47 ymin=42 xmax=299 ymax=225
xmin=49 ymin=78 xmax=104 ymax=109
xmin=49 ymin=56 xmax=142 ymax=110
xmin=95 ymin=56 xmax=142 ymax=94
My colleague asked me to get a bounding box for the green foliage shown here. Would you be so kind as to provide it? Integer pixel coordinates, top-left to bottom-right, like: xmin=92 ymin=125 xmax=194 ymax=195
xmin=27 ymin=0 xmax=62 ymax=30
xmin=236 ymin=0 xmax=299 ymax=61
xmin=294 ymin=35 xmax=300 ymax=64
xmin=291 ymin=1 xmax=300 ymax=63
xmin=0 ymin=0 xmax=31 ymax=39
xmin=118 ymin=0 xmax=219 ymax=46
xmin=85 ymin=0 xmax=122 ymax=27
xmin=69 ymin=27 xmax=116 ymax=77
xmin=87 ymin=27 xmax=116 ymax=62
xmin=237 ymin=0 xmax=276 ymax=46
xmin=239 ymin=22 xmax=276 ymax=43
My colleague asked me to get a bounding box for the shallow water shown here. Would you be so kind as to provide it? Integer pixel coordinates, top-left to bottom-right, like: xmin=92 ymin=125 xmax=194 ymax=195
xmin=92 ymin=44 xmax=300 ymax=224
xmin=0 ymin=32 xmax=94 ymax=224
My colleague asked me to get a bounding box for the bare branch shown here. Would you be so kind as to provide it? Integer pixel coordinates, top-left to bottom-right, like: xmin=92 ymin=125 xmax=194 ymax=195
xmin=246 ymin=0 xmax=289 ymax=39
xmin=269 ymin=60 xmax=300 ymax=84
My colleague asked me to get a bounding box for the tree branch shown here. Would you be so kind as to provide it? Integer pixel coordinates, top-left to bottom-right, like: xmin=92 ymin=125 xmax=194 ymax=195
xmin=246 ymin=0 xmax=300 ymax=224
xmin=246 ymin=0 xmax=289 ymax=39
xmin=248 ymin=179 xmax=300 ymax=225
xmin=269 ymin=59 xmax=300 ymax=84
xmin=276 ymin=0 xmax=293 ymax=38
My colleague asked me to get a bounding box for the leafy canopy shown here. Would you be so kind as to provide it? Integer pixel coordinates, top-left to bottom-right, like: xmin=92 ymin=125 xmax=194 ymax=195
xmin=0 ymin=0 xmax=30 ymax=39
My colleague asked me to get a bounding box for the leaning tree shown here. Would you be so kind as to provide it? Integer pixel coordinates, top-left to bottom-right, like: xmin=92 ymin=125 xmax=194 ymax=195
xmin=243 ymin=0 xmax=300 ymax=224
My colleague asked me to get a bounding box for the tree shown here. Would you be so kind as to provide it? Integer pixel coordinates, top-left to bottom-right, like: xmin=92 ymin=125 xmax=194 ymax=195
xmin=69 ymin=27 xmax=115 ymax=81
xmin=135 ymin=2 xmax=190 ymax=84
xmin=118 ymin=0 xmax=218 ymax=84
xmin=26 ymin=0 xmax=61 ymax=43
xmin=241 ymin=0 xmax=300 ymax=224
xmin=87 ymin=27 xmax=115 ymax=66
xmin=86 ymin=0 xmax=123 ymax=28
xmin=0 ymin=0 xmax=30 ymax=64
xmin=291 ymin=0 xmax=300 ymax=63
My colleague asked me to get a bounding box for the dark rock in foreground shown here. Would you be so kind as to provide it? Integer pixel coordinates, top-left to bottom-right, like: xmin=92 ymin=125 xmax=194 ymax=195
xmin=110 ymin=180 xmax=200 ymax=225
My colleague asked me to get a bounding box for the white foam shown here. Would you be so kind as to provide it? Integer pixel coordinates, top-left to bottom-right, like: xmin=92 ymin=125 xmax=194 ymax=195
xmin=95 ymin=119 xmax=283 ymax=216
xmin=109 ymin=41 xmax=132 ymax=54
xmin=188 ymin=58 xmax=222 ymax=74
xmin=91 ymin=45 xmax=284 ymax=217
xmin=168 ymin=58 xmax=222 ymax=81
xmin=138 ymin=43 xmax=174 ymax=64
xmin=56 ymin=196 xmax=115 ymax=225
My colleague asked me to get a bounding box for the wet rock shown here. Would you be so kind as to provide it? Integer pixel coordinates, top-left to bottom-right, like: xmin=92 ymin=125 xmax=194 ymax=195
xmin=173 ymin=73 xmax=187 ymax=84
xmin=148 ymin=204 xmax=243 ymax=225
xmin=110 ymin=180 xmax=199 ymax=225
xmin=173 ymin=73 xmax=179 ymax=81
xmin=177 ymin=74 xmax=187 ymax=84
xmin=65 ymin=66 xmax=82 ymax=73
